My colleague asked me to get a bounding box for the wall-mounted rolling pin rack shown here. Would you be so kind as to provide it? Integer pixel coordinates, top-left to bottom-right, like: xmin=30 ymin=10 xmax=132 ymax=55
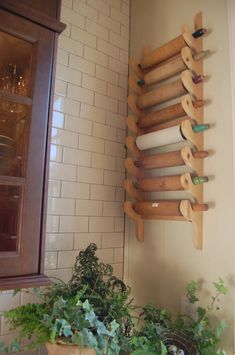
xmin=124 ymin=12 xmax=210 ymax=249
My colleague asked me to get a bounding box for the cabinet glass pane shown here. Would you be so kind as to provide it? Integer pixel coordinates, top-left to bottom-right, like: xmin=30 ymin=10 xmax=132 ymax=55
xmin=0 ymin=31 xmax=32 ymax=177
xmin=0 ymin=31 xmax=32 ymax=97
xmin=0 ymin=185 xmax=21 ymax=252
xmin=0 ymin=101 xmax=30 ymax=177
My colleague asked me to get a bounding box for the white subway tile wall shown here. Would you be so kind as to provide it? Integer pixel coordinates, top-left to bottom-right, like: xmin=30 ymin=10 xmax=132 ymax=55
xmin=0 ymin=0 xmax=129 ymax=351
xmin=52 ymin=0 xmax=129 ymax=276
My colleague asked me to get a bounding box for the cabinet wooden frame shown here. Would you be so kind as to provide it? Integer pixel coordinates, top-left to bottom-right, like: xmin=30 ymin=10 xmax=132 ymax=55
xmin=0 ymin=1 xmax=65 ymax=290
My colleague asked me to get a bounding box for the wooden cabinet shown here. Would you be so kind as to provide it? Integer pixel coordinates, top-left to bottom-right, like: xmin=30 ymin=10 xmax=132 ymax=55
xmin=0 ymin=0 xmax=65 ymax=289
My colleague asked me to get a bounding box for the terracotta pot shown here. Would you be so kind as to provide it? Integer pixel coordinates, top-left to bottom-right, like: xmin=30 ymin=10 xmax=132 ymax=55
xmin=46 ymin=342 xmax=96 ymax=355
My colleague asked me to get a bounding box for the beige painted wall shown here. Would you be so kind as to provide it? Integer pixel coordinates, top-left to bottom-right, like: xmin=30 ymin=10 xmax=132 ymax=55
xmin=125 ymin=0 xmax=235 ymax=352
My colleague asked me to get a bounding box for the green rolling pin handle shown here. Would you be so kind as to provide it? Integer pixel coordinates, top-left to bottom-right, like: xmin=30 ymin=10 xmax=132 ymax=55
xmin=192 ymin=124 xmax=209 ymax=133
xmin=192 ymin=28 xmax=207 ymax=38
xmin=137 ymin=79 xmax=145 ymax=87
xmin=192 ymin=176 xmax=209 ymax=185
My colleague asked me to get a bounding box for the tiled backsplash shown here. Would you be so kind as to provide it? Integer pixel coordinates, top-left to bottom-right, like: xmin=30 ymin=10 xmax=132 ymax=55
xmin=46 ymin=0 xmax=129 ymax=281
xmin=0 ymin=0 xmax=130 ymax=352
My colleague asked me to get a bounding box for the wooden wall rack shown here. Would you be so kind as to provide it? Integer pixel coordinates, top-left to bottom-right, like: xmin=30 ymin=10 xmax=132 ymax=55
xmin=124 ymin=12 xmax=210 ymax=249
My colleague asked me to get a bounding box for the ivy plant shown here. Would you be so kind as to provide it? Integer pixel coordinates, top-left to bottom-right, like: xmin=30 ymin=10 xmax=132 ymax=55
xmin=0 ymin=291 xmax=121 ymax=354
xmin=0 ymin=243 xmax=133 ymax=354
xmin=123 ymin=279 xmax=229 ymax=355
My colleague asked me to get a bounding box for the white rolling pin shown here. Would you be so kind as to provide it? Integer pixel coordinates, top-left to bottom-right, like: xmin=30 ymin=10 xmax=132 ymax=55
xmin=136 ymin=125 xmax=184 ymax=150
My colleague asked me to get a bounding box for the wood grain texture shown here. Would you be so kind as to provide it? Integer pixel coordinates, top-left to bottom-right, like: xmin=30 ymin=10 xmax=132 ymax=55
xmin=140 ymin=35 xmax=185 ymax=69
xmin=137 ymin=150 xmax=184 ymax=169
xmin=136 ymin=78 xmax=186 ymax=109
xmin=137 ymin=175 xmax=183 ymax=192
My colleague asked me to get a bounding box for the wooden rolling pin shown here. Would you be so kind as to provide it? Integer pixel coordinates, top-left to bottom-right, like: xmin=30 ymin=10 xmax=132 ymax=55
xmin=137 ymin=99 xmax=204 ymax=129
xmin=134 ymin=200 xmax=208 ymax=217
xmin=136 ymin=78 xmax=186 ymax=110
xmin=138 ymin=53 xmax=184 ymax=86
xmin=140 ymin=35 xmax=185 ymax=69
xmin=139 ymin=28 xmax=206 ymax=69
xmin=143 ymin=117 xmax=191 ymax=134
xmin=138 ymin=48 xmax=208 ymax=88
xmin=136 ymin=174 xmax=208 ymax=192
xmin=134 ymin=150 xmax=208 ymax=170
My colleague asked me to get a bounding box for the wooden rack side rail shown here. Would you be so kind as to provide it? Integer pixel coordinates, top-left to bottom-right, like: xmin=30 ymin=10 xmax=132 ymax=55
xmin=125 ymin=157 xmax=144 ymax=180
xmin=180 ymin=199 xmax=203 ymax=249
xmin=124 ymin=179 xmax=144 ymax=201
xmin=128 ymin=95 xmax=146 ymax=118
xmin=125 ymin=136 xmax=143 ymax=158
xmin=129 ymin=56 xmax=145 ymax=79
xmin=123 ymin=201 xmax=144 ymax=242
xmin=129 ymin=76 xmax=146 ymax=96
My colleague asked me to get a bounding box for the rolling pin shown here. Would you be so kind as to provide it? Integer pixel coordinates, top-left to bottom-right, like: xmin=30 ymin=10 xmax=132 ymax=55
xmin=138 ymin=53 xmax=185 ymax=86
xmin=134 ymin=200 xmax=208 ymax=217
xmin=136 ymin=78 xmax=187 ymax=110
xmin=143 ymin=117 xmax=192 ymax=134
xmin=136 ymin=174 xmax=208 ymax=192
xmin=136 ymin=122 xmax=209 ymax=150
xmin=139 ymin=28 xmax=206 ymax=69
xmin=134 ymin=150 xmax=209 ymax=170
xmin=136 ymin=69 xmax=204 ymax=110
xmin=138 ymin=48 xmax=208 ymax=87
xmin=137 ymin=99 xmax=204 ymax=129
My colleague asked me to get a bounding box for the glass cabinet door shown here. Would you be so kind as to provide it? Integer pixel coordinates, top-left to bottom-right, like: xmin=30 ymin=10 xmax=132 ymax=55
xmin=0 ymin=8 xmax=54 ymax=280
xmin=0 ymin=31 xmax=32 ymax=254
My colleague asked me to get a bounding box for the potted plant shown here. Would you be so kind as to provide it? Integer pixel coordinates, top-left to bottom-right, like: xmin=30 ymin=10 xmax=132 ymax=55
xmin=0 ymin=244 xmax=133 ymax=355
xmin=124 ymin=278 xmax=228 ymax=355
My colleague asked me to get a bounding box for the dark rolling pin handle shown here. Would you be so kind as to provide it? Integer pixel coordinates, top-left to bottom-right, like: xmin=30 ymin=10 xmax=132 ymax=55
xmin=192 ymin=28 xmax=207 ymax=38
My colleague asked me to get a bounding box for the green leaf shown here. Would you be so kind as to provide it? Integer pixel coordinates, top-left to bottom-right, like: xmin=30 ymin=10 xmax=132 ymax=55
xmin=83 ymin=299 xmax=92 ymax=312
xmin=0 ymin=341 xmax=9 ymax=355
xmin=216 ymin=349 xmax=227 ymax=355
xmin=214 ymin=279 xmax=229 ymax=295
xmin=63 ymin=325 xmax=73 ymax=337
xmin=71 ymin=333 xmax=83 ymax=346
xmin=160 ymin=341 xmax=168 ymax=355
xmin=96 ymin=320 xmax=107 ymax=335
xmin=9 ymin=339 xmax=20 ymax=352
xmin=81 ymin=328 xmax=98 ymax=348
xmin=186 ymin=281 xmax=199 ymax=304
xmin=216 ymin=320 xmax=227 ymax=338
xmin=110 ymin=320 xmax=119 ymax=335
